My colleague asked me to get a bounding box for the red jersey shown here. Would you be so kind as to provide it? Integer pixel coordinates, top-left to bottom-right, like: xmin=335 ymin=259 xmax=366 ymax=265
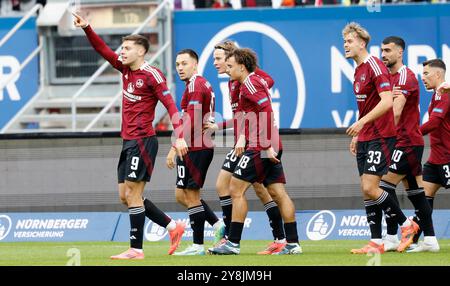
xmin=219 ymin=68 xmax=274 ymax=143
xmin=426 ymin=90 xmax=450 ymax=164
xmin=180 ymin=74 xmax=215 ymax=151
xmin=390 ymin=65 xmax=424 ymax=147
xmin=353 ymin=55 xmax=396 ymax=142
xmin=239 ymin=72 xmax=280 ymax=152
xmin=83 ymin=26 xmax=180 ymax=140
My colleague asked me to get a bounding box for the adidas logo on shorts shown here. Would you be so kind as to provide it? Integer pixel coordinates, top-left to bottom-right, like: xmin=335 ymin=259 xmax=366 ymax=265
xmin=234 ymin=169 xmax=242 ymax=176
xmin=368 ymin=166 xmax=376 ymax=172
xmin=128 ymin=171 xmax=137 ymax=178
xmin=389 ymin=163 xmax=397 ymax=170
xmin=447 ymin=179 xmax=450 ymax=186
xmin=177 ymin=179 xmax=184 ymax=186
xmin=224 ymin=162 xmax=231 ymax=168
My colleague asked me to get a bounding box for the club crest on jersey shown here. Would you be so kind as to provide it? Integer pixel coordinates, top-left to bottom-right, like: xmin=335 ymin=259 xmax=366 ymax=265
xmin=136 ymin=79 xmax=144 ymax=88
xmin=355 ymin=82 xmax=360 ymax=93
xmin=360 ymin=74 xmax=366 ymax=82
xmin=127 ymin=83 xmax=135 ymax=93
xmin=435 ymin=94 xmax=441 ymax=100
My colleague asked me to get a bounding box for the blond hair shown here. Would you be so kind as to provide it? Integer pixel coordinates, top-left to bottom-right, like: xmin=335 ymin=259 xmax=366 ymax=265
xmin=214 ymin=40 xmax=237 ymax=56
xmin=342 ymin=22 xmax=371 ymax=47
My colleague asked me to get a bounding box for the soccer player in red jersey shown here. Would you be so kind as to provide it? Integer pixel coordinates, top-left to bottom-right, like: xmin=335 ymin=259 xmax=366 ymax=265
xmin=204 ymin=40 xmax=286 ymax=254
xmin=342 ymin=23 xmax=419 ymax=254
xmin=411 ymin=59 xmax=450 ymax=252
xmin=73 ymin=13 xmax=188 ymax=259
xmin=377 ymin=36 xmax=436 ymax=252
xmin=165 ymin=49 xmax=223 ymax=255
xmin=209 ymin=48 xmax=301 ymax=255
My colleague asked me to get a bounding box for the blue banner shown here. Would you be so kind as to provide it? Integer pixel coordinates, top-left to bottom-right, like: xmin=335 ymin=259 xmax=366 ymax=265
xmin=0 ymin=17 xmax=39 ymax=130
xmin=0 ymin=213 xmax=120 ymax=242
xmin=1 ymin=210 xmax=448 ymax=242
xmin=173 ymin=4 xmax=450 ymax=128
xmin=112 ymin=210 xmax=450 ymax=242
xmin=298 ymin=209 xmax=450 ymax=241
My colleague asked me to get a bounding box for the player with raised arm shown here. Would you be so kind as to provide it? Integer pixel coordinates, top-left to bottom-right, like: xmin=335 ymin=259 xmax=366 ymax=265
xmin=343 ymin=23 xmax=419 ymax=254
xmin=73 ymin=12 xmax=188 ymax=259
xmin=377 ymin=36 xmax=436 ymax=252
xmin=204 ymin=40 xmax=286 ymax=254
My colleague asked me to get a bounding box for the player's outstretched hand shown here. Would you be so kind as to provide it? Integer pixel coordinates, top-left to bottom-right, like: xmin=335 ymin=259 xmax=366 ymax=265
xmin=72 ymin=12 xmax=88 ymax=28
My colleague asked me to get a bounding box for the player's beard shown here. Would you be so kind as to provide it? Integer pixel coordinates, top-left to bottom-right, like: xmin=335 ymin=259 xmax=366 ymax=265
xmin=384 ymin=60 xmax=396 ymax=68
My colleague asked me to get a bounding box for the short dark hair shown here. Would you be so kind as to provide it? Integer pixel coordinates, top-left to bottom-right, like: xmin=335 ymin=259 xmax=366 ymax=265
xmin=422 ymin=59 xmax=446 ymax=71
xmin=177 ymin=49 xmax=199 ymax=62
xmin=226 ymin=48 xmax=257 ymax=73
xmin=382 ymin=36 xmax=405 ymax=50
xmin=122 ymin=34 xmax=149 ymax=53
xmin=214 ymin=40 xmax=237 ymax=56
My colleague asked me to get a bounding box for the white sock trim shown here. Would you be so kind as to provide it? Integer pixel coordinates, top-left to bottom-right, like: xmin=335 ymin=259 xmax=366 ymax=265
xmin=401 ymin=219 xmax=412 ymax=228
xmin=424 ymin=236 xmax=438 ymax=244
xmin=385 ymin=234 xmax=399 ymax=241
xmin=370 ymin=239 xmax=383 ymax=245
xmin=166 ymin=220 xmax=176 ymax=231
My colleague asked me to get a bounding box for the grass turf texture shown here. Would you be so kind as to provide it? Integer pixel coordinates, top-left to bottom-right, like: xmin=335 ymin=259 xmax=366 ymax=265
xmin=0 ymin=240 xmax=449 ymax=266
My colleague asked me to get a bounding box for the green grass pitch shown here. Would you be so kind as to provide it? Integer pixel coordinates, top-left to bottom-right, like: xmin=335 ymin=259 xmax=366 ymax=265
xmin=0 ymin=240 xmax=449 ymax=266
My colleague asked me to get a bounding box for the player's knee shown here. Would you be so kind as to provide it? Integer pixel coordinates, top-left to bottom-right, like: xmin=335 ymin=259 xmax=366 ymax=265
xmin=253 ymin=183 xmax=265 ymax=196
xmin=124 ymin=190 xmax=134 ymax=203
xmin=229 ymin=183 xmax=244 ymax=199
xmin=266 ymin=184 xmax=284 ymax=200
xmin=175 ymin=189 xmax=187 ymax=206
xmin=184 ymin=189 xmax=201 ymax=206
xmin=267 ymin=191 xmax=281 ymax=203
xmin=216 ymin=180 xmax=227 ymax=194
xmin=255 ymin=189 xmax=272 ymax=203
xmin=216 ymin=176 xmax=231 ymax=197
xmin=119 ymin=195 xmax=127 ymax=205
xmin=118 ymin=185 xmax=127 ymax=205
xmin=362 ymin=185 xmax=379 ymax=198
xmin=124 ymin=188 xmax=140 ymax=204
